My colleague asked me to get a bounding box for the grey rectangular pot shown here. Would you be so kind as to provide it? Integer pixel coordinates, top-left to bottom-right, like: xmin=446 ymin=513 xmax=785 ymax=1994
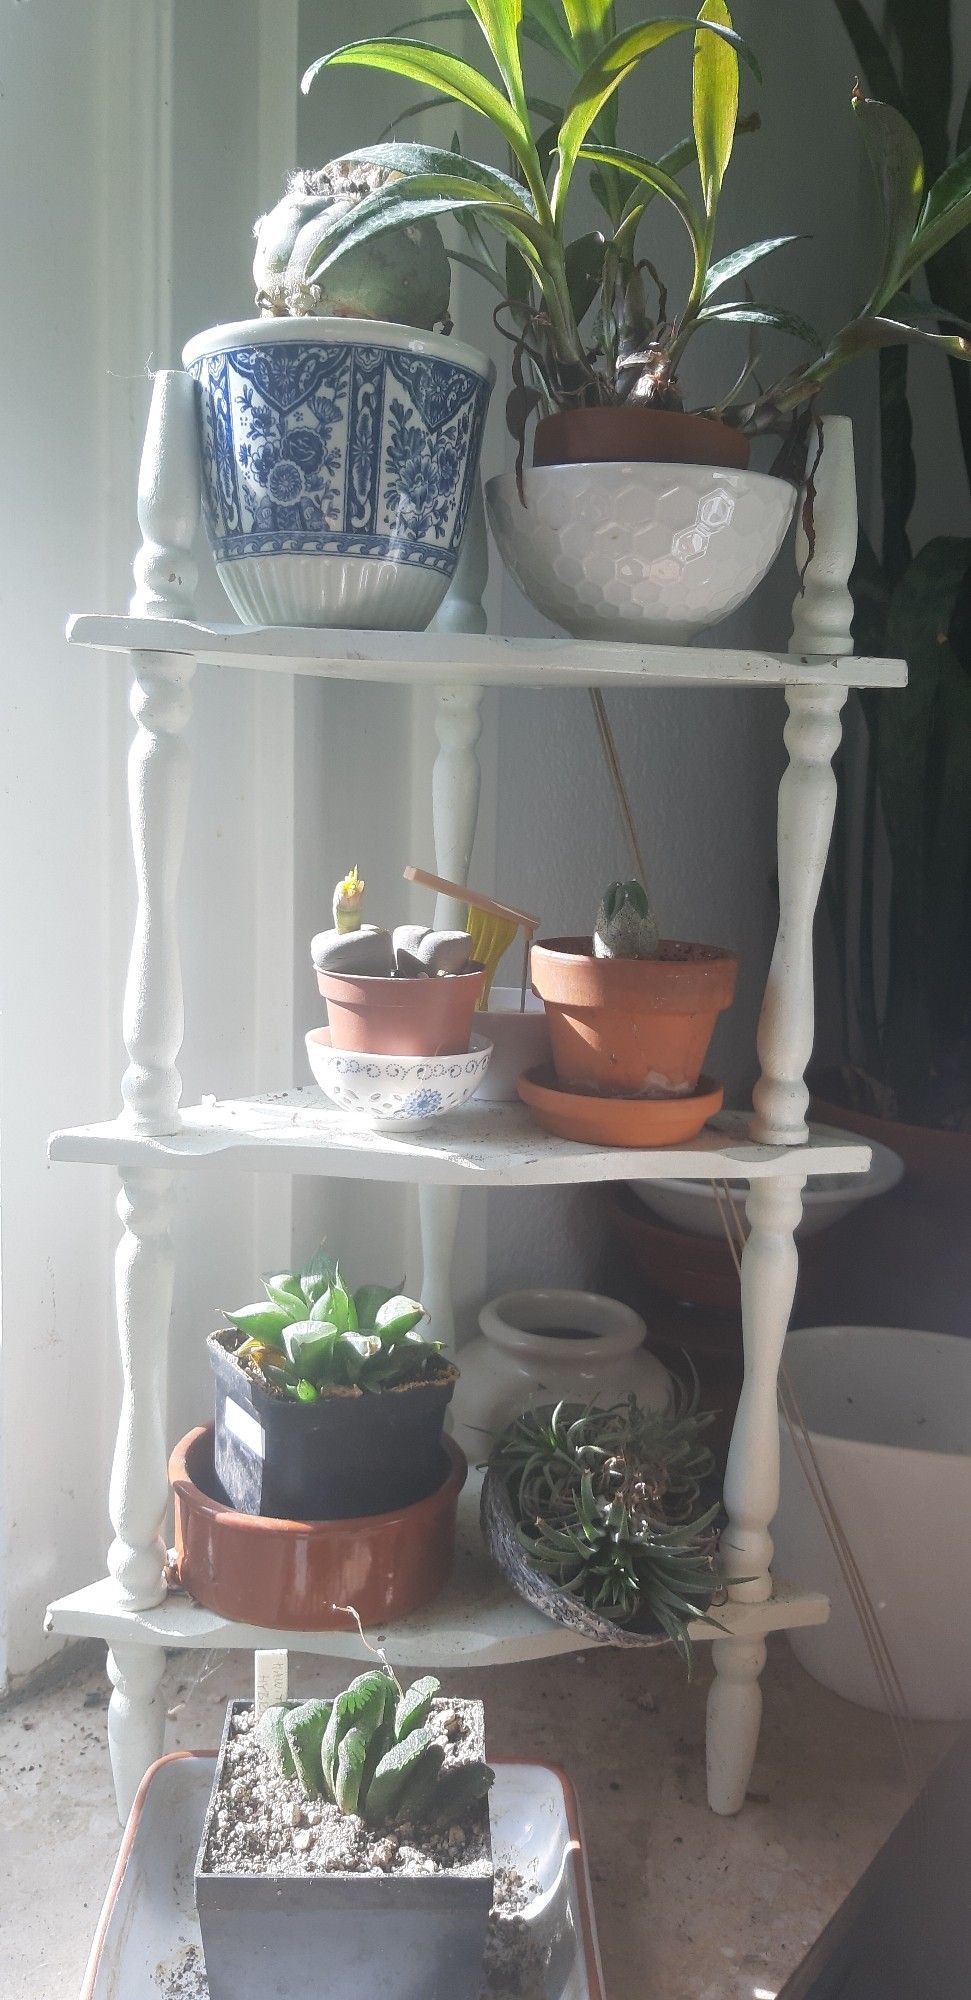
xmin=208 ymin=1331 xmax=456 ymax=1519
xmin=195 ymin=1702 xmax=494 ymax=2000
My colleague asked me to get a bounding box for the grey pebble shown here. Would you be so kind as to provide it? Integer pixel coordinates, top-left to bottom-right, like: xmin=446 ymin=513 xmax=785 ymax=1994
xmin=416 ymin=929 xmax=474 ymax=974
xmin=311 ymin=926 xmax=394 ymax=976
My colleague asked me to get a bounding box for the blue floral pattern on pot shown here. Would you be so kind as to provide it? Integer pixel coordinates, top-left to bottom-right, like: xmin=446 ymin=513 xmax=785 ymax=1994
xmin=188 ymin=334 xmax=491 ymax=580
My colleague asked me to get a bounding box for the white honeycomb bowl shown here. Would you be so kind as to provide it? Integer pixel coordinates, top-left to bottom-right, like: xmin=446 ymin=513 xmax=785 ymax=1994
xmin=486 ymin=462 xmax=798 ymax=643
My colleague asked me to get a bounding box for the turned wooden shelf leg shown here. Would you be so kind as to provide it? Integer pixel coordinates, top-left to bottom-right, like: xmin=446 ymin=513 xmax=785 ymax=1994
xmin=419 ymin=481 xmax=488 ymax=1349
xmin=104 ymin=368 xmax=200 ymax=1818
xmin=751 ymin=685 xmax=847 ymax=1143
xmin=706 ymin=1171 xmax=807 ymax=1814
xmin=753 ymin=412 xmax=855 ymax=1146
xmin=107 ymin=1642 xmax=168 ymax=1823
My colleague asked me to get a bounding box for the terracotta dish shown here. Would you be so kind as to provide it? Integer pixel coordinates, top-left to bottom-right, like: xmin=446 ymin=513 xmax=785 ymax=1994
xmin=517 ymin=1064 xmax=723 ymax=1146
xmin=169 ymin=1426 xmax=466 ymax=1630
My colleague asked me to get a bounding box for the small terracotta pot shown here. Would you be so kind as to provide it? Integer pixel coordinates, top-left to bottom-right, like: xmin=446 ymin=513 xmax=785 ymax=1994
xmin=170 ymin=1425 xmax=467 ymax=1630
xmin=530 ymin=937 xmax=737 ymax=1098
xmin=317 ymin=965 xmax=485 ymax=1056
xmin=533 ymin=406 xmax=750 ymax=472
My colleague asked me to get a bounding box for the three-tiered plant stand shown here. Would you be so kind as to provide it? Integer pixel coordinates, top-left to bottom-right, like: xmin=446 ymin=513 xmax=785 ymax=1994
xmin=47 ymin=371 xmax=904 ymax=1823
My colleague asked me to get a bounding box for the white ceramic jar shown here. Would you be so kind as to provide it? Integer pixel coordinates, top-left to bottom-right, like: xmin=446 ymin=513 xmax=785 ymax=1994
xmin=450 ymin=1288 xmax=670 ymax=1460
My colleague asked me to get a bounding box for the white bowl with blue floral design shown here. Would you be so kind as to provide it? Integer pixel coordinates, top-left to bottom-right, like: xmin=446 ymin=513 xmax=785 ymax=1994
xmin=182 ymin=317 xmax=495 ymax=630
xmin=306 ymin=1027 xmax=493 ymax=1129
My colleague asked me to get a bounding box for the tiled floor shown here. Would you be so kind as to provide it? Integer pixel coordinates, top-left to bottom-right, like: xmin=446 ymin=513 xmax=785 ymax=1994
xmin=0 ymin=1639 xmax=952 ymax=1999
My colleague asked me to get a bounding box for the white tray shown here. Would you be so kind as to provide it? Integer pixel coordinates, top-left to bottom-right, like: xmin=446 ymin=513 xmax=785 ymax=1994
xmin=81 ymin=1752 xmax=606 ymax=1999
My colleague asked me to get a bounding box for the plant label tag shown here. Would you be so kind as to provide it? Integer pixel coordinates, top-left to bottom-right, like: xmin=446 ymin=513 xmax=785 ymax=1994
xmin=224 ymin=1396 xmax=265 ymax=1459
xmin=254 ymin=1649 xmax=289 ymax=1720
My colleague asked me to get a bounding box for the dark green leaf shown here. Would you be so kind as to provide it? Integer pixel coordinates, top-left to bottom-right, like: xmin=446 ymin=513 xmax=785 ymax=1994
xmin=282 ymin=1320 xmax=338 ymax=1379
xmin=284 ymin=1699 xmax=334 ymax=1799
xmin=833 ymin=313 xmax=971 ymax=362
xmin=852 ymin=95 xmax=925 ymax=306
xmin=426 ymin=1759 xmax=495 ymax=1822
xmin=830 ymin=0 xmax=904 ymax=111
xmin=580 ymin=142 xmax=704 ymax=268
xmin=365 ymin=1726 xmax=435 ymax=1822
xmin=702 ymin=234 xmax=801 ymax=302
xmin=340 ymin=141 xmax=536 ymax=212
xmin=321 ymin=1673 xmax=393 ymax=1800
xmin=221 ymin=1304 xmax=291 ymax=1348
xmin=395 ymin=1676 xmax=441 ymax=1741
xmin=392 ymin=1740 xmax=446 ymax=1819
xmin=264 ymin=1274 xmax=305 ymax=1314
xmin=255 ymin=1702 xmax=299 ymax=1780
xmin=374 ymin=1294 xmax=426 ymax=1339
xmin=335 ymin=1725 xmax=369 ymax=1815
xmin=903 ymin=143 xmax=971 ymax=279
xmin=698 ymin=300 xmax=821 ymax=345
xmin=352 ymin=1282 xmax=402 ymax=1327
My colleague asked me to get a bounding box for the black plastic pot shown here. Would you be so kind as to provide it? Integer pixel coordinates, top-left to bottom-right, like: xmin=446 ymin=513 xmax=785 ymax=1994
xmin=208 ymin=1332 xmax=457 ymax=1520
xmin=196 ymin=1702 xmax=494 ymax=2000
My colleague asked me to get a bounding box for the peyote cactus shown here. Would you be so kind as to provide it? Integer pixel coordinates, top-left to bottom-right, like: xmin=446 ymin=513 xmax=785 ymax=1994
xmin=256 ymin=1671 xmax=494 ymax=1825
xmin=594 ymin=880 xmax=660 ymax=961
xmin=220 ymin=1248 xmax=444 ymax=1399
xmin=253 ymin=159 xmax=451 ymax=329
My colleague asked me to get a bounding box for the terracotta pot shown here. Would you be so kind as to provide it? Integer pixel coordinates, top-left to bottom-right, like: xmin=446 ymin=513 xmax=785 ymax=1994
xmin=170 ymin=1425 xmax=467 ymax=1630
xmin=530 ymin=937 xmax=737 ymax=1098
xmin=533 ymin=406 xmax=750 ymax=471
xmin=317 ymin=965 xmax=485 ymax=1056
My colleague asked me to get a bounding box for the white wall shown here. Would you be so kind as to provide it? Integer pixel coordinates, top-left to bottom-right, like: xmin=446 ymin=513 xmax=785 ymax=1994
xmin=0 ymin=0 xmax=300 ymax=1685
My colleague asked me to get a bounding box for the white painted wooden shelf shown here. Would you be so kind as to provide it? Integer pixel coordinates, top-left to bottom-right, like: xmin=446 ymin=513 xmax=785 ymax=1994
xmin=49 ymin=376 xmax=904 ymax=1827
xmin=67 ymin=611 xmax=905 ymax=692
xmin=45 ymin=1472 xmax=828 ymax=1667
xmin=49 ymin=1100 xmax=871 ymax=1183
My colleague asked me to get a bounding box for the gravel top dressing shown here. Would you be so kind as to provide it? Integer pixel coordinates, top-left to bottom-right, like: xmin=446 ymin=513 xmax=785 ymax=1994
xmin=202 ymin=1701 xmax=492 ymax=1879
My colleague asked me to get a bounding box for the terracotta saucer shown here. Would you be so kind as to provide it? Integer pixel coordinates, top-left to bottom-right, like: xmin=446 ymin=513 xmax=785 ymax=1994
xmin=517 ymin=1064 xmax=724 ymax=1147
xmin=170 ymin=1425 xmax=466 ymax=1631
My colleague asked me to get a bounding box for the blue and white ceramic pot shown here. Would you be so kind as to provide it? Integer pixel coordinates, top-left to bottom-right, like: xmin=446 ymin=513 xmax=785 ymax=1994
xmin=182 ymin=317 xmax=495 ymax=629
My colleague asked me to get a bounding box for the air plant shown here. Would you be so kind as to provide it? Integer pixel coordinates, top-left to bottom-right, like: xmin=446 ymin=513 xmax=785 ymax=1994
xmin=256 ymin=1668 xmax=494 ymax=1824
xmin=489 ymin=1387 xmax=723 ymax=1667
xmin=219 ymin=1248 xmax=444 ymax=1401
xmin=296 ymin=0 xmax=971 ymax=457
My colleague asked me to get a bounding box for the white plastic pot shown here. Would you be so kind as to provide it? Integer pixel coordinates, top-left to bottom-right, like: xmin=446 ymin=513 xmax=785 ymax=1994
xmin=473 ymin=986 xmax=550 ymax=1102
xmin=772 ymin=1325 xmax=971 ymax=1720
xmin=627 ymin=1126 xmax=903 ymax=1239
xmin=486 ymin=462 xmax=796 ymax=644
xmin=450 ymin=1288 xmax=669 ymax=1460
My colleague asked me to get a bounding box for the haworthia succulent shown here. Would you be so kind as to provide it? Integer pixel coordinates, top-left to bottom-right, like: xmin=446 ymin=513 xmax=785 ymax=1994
xmin=254 ymin=1702 xmax=299 ymax=1781
xmin=427 ymin=1760 xmax=496 ymax=1823
xmin=283 ymin=1700 xmax=334 ymax=1799
xmin=392 ymin=1741 xmax=446 ymax=1820
xmin=394 ymin=1675 xmax=441 ymax=1742
xmin=365 ymin=1726 xmax=436 ymax=1822
xmin=334 ymin=1725 xmax=369 ymax=1816
xmin=320 ymin=1672 xmax=392 ymax=1800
